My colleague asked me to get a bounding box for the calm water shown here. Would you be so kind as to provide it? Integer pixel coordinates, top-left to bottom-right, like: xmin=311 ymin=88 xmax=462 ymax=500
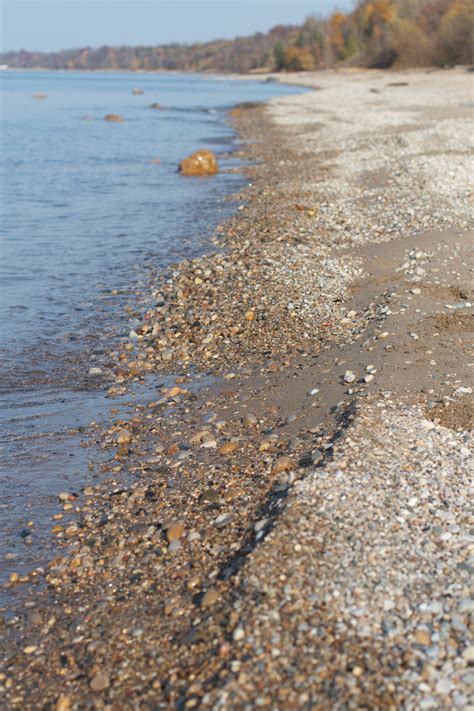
xmin=0 ymin=70 xmax=302 ymax=596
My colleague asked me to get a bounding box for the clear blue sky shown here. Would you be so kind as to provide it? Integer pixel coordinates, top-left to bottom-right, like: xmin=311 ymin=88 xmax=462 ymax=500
xmin=1 ymin=1 xmax=353 ymax=53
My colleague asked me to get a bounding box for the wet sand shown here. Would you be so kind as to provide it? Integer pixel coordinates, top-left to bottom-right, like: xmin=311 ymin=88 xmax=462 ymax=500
xmin=1 ymin=67 xmax=473 ymax=709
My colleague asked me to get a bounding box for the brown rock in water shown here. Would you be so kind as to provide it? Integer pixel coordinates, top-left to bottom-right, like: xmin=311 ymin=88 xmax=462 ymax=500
xmin=32 ymin=93 xmax=47 ymax=100
xmin=104 ymin=114 xmax=124 ymax=122
xmin=131 ymin=87 xmax=144 ymax=95
xmin=149 ymin=103 xmax=165 ymax=110
xmin=179 ymin=149 xmax=218 ymax=176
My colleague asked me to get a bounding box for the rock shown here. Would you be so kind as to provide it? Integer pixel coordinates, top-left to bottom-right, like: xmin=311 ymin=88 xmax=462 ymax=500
xmin=131 ymin=87 xmax=144 ymax=95
xmin=311 ymin=450 xmax=324 ymax=464
xmin=164 ymin=386 xmax=182 ymax=398
xmin=166 ymin=522 xmax=184 ymax=542
xmin=149 ymin=103 xmax=165 ymax=109
xmin=104 ymin=114 xmax=124 ymax=122
xmin=415 ymin=629 xmax=431 ymax=646
xmin=344 ymin=370 xmax=356 ymax=383
xmin=218 ymin=442 xmax=238 ymax=455
xmin=233 ymin=627 xmax=245 ymax=641
xmin=116 ymin=429 xmax=132 ymax=445
xmin=271 ymin=456 xmax=295 ymax=475
xmin=187 ymin=576 xmax=201 ymax=591
xmin=55 ymin=696 xmax=72 ymax=711
xmin=32 ymin=93 xmax=47 ymax=100
xmin=168 ymin=540 xmax=182 ymax=553
xmin=190 ymin=430 xmax=211 ymax=444
xmin=90 ymin=672 xmax=110 ymax=691
xmin=214 ymin=513 xmax=232 ymax=528
xmin=199 ymin=488 xmax=220 ymax=505
xmin=462 ymin=646 xmax=474 ymax=662
xmin=307 ymin=388 xmax=319 ymax=396
xmin=242 ymin=413 xmax=258 ymax=426
xmin=23 ymin=645 xmax=37 ymax=654
xmin=179 ymin=149 xmax=218 ymax=176
xmin=88 ymin=367 xmax=103 ymax=376
xmin=188 ymin=531 xmax=201 ymax=543
xmin=458 ymin=598 xmax=474 ymax=614
xmin=201 ymin=588 xmax=220 ymax=608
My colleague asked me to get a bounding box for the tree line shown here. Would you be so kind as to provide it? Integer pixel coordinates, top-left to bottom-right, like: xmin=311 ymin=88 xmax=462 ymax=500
xmin=1 ymin=0 xmax=472 ymax=73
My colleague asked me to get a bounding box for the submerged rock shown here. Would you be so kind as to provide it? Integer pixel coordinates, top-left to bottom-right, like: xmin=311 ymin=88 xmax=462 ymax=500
xmin=179 ymin=149 xmax=218 ymax=176
xmin=104 ymin=114 xmax=124 ymax=122
xmin=131 ymin=87 xmax=144 ymax=95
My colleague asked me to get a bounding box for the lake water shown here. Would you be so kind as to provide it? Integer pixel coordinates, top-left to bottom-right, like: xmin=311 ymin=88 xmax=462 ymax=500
xmin=0 ymin=70 xmax=302 ymax=597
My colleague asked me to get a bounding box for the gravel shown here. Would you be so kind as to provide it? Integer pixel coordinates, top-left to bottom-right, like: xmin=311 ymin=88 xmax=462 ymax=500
xmin=1 ymin=67 xmax=472 ymax=710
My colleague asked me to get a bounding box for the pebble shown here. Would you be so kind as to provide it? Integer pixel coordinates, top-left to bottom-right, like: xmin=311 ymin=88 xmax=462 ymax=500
xmin=88 ymin=367 xmax=103 ymax=376
xmin=218 ymin=442 xmax=238 ymax=455
xmin=344 ymin=370 xmax=356 ymax=383
xmin=415 ymin=629 xmax=431 ymax=646
xmin=271 ymin=457 xmax=295 ymax=474
xmin=201 ymin=588 xmax=220 ymax=608
xmin=242 ymin=413 xmax=258 ymax=426
xmin=116 ymin=429 xmax=132 ymax=445
xmin=199 ymin=488 xmax=220 ymax=505
xmin=458 ymin=598 xmax=474 ymax=614
xmin=23 ymin=646 xmax=37 ymax=655
xmin=166 ymin=523 xmax=185 ymax=542
xmin=254 ymin=518 xmax=271 ymax=533
xmin=462 ymin=646 xmax=474 ymax=662
xmin=188 ymin=531 xmax=201 ymax=543
xmin=233 ymin=627 xmax=245 ymax=642
xmin=90 ymin=672 xmax=110 ymax=691
xmin=214 ymin=513 xmax=232 ymax=529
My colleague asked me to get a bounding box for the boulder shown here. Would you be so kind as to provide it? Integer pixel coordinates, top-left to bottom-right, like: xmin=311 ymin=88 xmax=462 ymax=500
xmin=131 ymin=87 xmax=144 ymax=95
xmin=179 ymin=149 xmax=218 ymax=177
xmin=149 ymin=103 xmax=165 ymax=110
xmin=104 ymin=114 xmax=124 ymax=122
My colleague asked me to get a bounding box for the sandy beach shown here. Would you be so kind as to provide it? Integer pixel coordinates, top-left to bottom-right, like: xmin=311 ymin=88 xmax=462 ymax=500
xmin=1 ymin=67 xmax=473 ymax=710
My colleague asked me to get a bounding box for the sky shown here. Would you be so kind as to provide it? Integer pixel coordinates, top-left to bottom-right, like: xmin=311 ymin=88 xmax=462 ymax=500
xmin=1 ymin=0 xmax=353 ymax=53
